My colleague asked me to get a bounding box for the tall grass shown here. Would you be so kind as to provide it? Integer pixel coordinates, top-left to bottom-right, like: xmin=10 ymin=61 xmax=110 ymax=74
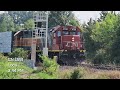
xmin=0 ymin=53 xmax=32 ymax=79
xmin=58 ymin=66 xmax=120 ymax=79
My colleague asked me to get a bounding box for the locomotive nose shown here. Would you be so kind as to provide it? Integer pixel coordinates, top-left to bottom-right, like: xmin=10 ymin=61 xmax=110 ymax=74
xmin=62 ymin=35 xmax=81 ymax=50
xmin=66 ymin=42 xmax=78 ymax=49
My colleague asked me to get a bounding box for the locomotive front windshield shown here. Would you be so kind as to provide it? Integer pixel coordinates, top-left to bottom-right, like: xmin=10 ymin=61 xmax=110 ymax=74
xmin=62 ymin=30 xmax=80 ymax=35
xmin=77 ymin=32 xmax=80 ymax=36
xmin=63 ymin=31 xmax=69 ymax=35
xmin=70 ymin=31 xmax=76 ymax=35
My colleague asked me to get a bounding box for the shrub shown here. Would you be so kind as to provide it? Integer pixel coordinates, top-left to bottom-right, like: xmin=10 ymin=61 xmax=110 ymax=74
xmin=70 ymin=69 xmax=80 ymax=79
xmin=40 ymin=55 xmax=59 ymax=77
xmin=0 ymin=53 xmax=8 ymax=62
xmin=70 ymin=67 xmax=85 ymax=79
xmin=93 ymin=49 xmax=106 ymax=64
xmin=8 ymin=48 xmax=28 ymax=59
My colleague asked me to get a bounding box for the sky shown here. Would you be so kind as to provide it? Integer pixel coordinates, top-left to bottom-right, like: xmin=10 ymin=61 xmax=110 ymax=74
xmin=0 ymin=11 xmax=119 ymax=24
xmin=73 ymin=11 xmax=101 ymax=24
xmin=0 ymin=11 xmax=101 ymax=24
xmin=73 ymin=11 xmax=120 ymax=24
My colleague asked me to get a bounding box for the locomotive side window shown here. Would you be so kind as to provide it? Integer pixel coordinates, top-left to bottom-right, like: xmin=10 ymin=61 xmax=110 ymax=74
xmin=63 ymin=31 xmax=69 ymax=35
xmin=57 ymin=31 xmax=61 ymax=37
xmin=54 ymin=32 xmax=56 ymax=37
xmin=77 ymin=32 xmax=80 ymax=36
xmin=70 ymin=31 xmax=76 ymax=35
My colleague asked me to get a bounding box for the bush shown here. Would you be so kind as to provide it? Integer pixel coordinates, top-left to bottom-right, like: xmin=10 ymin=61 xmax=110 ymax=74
xmin=0 ymin=53 xmax=8 ymax=62
xmin=8 ymin=48 xmax=28 ymax=59
xmin=93 ymin=49 xmax=106 ymax=64
xmin=70 ymin=68 xmax=85 ymax=79
xmin=40 ymin=55 xmax=59 ymax=77
xmin=70 ymin=69 xmax=80 ymax=79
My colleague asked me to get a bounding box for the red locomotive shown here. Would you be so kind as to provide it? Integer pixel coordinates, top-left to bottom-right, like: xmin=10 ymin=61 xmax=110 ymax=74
xmin=13 ymin=25 xmax=85 ymax=65
xmin=48 ymin=25 xmax=85 ymax=65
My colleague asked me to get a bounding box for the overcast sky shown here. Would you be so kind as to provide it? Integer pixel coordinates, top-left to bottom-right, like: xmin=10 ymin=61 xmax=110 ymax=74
xmin=0 ymin=11 xmax=119 ymax=24
xmin=73 ymin=11 xmax=101 ymax=24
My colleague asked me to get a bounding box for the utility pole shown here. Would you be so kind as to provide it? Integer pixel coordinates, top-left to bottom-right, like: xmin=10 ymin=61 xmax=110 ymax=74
xmin=31 ymin=11 xmax=49 ymax=67
xmin=43 ymin=11 xmax=48 ymax=56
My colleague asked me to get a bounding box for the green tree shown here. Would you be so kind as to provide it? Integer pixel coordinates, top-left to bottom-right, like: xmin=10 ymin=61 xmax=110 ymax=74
xmin=7 ymin=16 xmax=15 ymax=31
xmin=110 ymin=15 xmax=120 ymax=64
xmin=0 ymin=17 xmax=7 ymax=32
xmin=82 ymin=18 xmax=101 ymax=63
xmin=0 ymin=13 xmax=15 ymax=32
xmin=91 ymin=12 xmax=119 ymax=49
xmin=8 ymin=11 xmax=33 ymax=25
xmin=15 ymin=24 xmax=22 ymax=31
xmin=48 ymin=11 xmax=80 ymax=28
xmin=24 ymin=19 xmax=34 ymax=30
xmin=5 ymin=11 xmax=80 ymax=30
xmin=85 ymin=12 xmax=119 ymax=64
xmin=69 ymin=17 xmax=80 ymax=26
xmin=100 ymin=11 xmax=108 ymax=21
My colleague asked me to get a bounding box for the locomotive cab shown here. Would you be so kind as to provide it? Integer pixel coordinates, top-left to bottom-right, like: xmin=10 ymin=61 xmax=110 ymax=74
xmin=61 ymin=29 xmax=82 ymax=51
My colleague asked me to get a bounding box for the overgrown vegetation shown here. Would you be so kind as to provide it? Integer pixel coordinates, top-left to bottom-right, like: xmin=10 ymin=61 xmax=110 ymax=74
xmin=83 ymin=11 xmax=120 ymax=65
xmin=40 ymin=56 xmax=59 ymax=75
xmin=1 ymin=52 xmax=120 ymax=79
xmin=0 ymin=51 xmax=60 ymax=79
xmin=58 ymin=66 xmax=120 ymax=79
xmin=0 ymin=11 xmax=79 ymax=32
xmin=1 ymin=11 xmax=120 ymax=79
xmin=33 ymin=55 xmax=59 ymax=79
xmin=0 ymin=53 xmax=32 ymax=79
xmin=8 ymin=48 xmax=28 ymax=59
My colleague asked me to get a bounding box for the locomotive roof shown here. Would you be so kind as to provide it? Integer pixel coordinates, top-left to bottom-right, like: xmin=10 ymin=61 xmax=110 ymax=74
xmin=14 ymin=30 xmax=32 ymax=36
xmin=14 ymin=25 xmax=82 ymax=36
xmin=50 ymin=25 xmax=82 ymax=32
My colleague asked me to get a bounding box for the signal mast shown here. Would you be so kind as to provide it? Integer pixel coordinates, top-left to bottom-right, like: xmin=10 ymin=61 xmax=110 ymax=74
xmin=31 ymin=11 xmax=49 ymax=66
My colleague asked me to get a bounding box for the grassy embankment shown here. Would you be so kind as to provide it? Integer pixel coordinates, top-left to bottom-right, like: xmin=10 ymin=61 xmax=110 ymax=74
xmin=1 ymin=53 xmax=120 ymax=79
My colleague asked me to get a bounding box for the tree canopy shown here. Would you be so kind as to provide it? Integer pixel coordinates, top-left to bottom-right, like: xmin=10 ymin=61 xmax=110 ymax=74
xmin=83 ymin=11 xmax=120 ymax=65
xmin=0 ymin=11 xmax=80 ymax=32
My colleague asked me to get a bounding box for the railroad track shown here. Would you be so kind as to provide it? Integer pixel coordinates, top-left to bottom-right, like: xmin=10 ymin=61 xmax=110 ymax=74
xmin=60 ymin=63 xmax=120 ymax=71
xmin=79 ymin=64 xmax=120 ymax=71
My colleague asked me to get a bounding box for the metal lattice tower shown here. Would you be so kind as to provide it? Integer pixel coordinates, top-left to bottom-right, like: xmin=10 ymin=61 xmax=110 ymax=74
xmin=31 ymin=11 xmax=49 ymax=64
